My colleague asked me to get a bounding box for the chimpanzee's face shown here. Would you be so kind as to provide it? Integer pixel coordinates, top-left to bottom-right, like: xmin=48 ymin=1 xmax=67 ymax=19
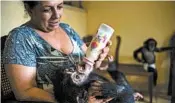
xmin=148 ymin=40 xmax=156 ymax=51
xmin=53 ymin=68 xmax=89 ymax=103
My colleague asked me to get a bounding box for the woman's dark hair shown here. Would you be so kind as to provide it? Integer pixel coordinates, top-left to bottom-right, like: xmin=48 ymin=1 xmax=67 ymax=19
xmin=23 ymin=1 xmax=39 ymax=9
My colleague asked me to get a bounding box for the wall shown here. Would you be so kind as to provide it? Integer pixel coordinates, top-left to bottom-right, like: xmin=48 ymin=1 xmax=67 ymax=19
xmin=1 ymin=1 xmax=87 ymax=38
xmin=62 ymin=5 xmax=87 ymax=38
xmin=83 ymin=1 xmax=175 ymax=92
xmin=1 ymin=1 xmax=29 ymax=36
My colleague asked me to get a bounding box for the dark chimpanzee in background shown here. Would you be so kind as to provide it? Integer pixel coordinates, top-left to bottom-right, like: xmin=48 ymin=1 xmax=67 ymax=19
xmin=133 ymin=38 xmax=175 ymax=86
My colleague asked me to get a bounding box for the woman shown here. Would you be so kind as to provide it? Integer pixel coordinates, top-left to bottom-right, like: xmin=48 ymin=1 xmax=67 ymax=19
xmin=3 ymin=1 xmax=110 ymax=103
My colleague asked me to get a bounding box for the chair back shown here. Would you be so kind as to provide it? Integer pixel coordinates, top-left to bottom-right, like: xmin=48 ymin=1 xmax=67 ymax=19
xmin=1 ymin=35 xmax=15 ymax=100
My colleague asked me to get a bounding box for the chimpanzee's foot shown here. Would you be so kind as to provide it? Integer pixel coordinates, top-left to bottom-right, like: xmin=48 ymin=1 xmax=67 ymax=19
xmin=134 ymin=92 xmax=144 ymax=101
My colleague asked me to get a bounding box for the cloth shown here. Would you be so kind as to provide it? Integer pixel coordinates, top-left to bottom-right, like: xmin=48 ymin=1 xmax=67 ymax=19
xmin=143 ymin=63 xmax=157 ymax=86
xmin=3 ymin=23 xmax=85 ymax=93
xmin=143 ymin=63 xmax=156 ymax=71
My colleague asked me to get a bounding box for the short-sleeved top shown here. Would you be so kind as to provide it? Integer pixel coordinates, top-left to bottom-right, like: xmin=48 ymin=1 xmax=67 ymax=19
xmin=3 ymin=23 xmax=85 ymax=92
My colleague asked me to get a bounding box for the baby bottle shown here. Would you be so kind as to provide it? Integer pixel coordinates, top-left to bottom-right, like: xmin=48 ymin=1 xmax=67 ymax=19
xmin=83 ymin=23 xmax=114 ymax=66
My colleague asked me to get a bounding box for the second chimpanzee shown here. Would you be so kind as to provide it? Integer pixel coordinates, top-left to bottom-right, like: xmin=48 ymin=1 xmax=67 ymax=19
xmin=133 ymin=38 xmax=175 ymax=86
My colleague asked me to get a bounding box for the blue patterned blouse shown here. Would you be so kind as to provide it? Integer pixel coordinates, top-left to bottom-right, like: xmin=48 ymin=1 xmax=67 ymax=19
xmin=3 ymin=23 xmax=85 ymax=93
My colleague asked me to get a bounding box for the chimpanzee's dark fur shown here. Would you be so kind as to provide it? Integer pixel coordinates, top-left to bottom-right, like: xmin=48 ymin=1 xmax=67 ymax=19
xmin=52 ymin=62 xmax=135 ymax=103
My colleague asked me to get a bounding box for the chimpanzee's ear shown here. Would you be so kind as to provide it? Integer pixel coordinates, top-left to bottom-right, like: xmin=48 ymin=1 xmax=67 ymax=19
xmin=143 ymin=40 xmax=148 ymax=47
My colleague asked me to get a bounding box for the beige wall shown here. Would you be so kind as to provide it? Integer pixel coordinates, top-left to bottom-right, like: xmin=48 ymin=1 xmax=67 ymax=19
xmin=62 ymin=5 xmax=87 ymax=38
xmin=1 ymin=1 xmax=29 ymax=36
xmin=1 ymin=1 xmax=87 ymax=38
xmin=83 ymin=1 xmax=175 ymax=92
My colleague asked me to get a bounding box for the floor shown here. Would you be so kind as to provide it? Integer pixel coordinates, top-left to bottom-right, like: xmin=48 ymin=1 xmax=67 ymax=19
xmin=125 ymin=75 xmax=171 ymax=103
xmin=135 ymin=91 xmax=171 ymax=103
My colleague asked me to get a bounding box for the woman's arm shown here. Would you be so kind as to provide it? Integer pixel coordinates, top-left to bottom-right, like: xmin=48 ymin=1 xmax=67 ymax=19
xmin=5 ymin=64 xmax=57 ymax=103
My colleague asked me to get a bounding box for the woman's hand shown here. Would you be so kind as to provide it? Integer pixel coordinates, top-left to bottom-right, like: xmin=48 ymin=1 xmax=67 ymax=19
xmin=96 ymin=55 xmax=114 ymax=71
xmin=95 ymin=41 xmax=112 ymax=69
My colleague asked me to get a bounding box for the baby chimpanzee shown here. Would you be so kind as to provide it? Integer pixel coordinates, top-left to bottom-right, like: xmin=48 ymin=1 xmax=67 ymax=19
xmin=52 ymin=60 xmax=135 ymax=103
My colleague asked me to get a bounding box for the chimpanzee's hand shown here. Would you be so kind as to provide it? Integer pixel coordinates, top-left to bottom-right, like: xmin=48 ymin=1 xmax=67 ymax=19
xmin=88 ymin=81 xmax=116 ymax=103
xmin=88 ymin=96 xmax=113 ymax=103
xmin=88 ymin=80 xmax=103 ymax=96
xmin=134 ymin=92 xmax=144 ymax=101
xmin=88 ymin=96 xmax=103 ymax=103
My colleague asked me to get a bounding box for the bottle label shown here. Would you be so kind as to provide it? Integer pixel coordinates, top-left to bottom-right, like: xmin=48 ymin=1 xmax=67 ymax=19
xmin=91 ymin=32 xmax=107 ymax=51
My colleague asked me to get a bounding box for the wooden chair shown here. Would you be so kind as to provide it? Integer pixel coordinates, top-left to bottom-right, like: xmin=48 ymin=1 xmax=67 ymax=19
xmin=1 ymin=35 xmax=16 ymax=102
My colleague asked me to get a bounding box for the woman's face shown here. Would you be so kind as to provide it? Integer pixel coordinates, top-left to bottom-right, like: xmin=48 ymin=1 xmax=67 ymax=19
xmin=30 ymin=0 xmax=63 ymax=32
